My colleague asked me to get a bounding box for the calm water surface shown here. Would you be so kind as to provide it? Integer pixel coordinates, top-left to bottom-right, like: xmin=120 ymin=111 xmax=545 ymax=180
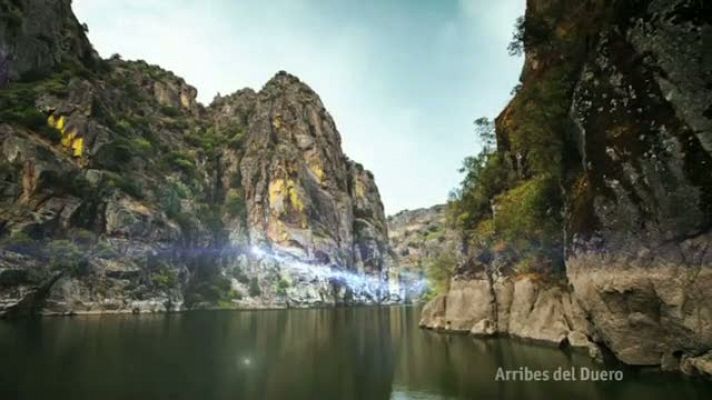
xmin=0 ymin=306 xmax=710 ymax=399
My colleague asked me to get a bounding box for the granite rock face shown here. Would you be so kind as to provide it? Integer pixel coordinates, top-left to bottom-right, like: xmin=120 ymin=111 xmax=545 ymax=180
xmin=0 ymin=2 xmax=394 ymax=315
xmin=0 ymin=0 xmax=97 ymax=81
xmin=216 ymin=72 xmax=395 ymax=306
xmin=419 ymin=0 xmax=712 ymax=377
xmin=419 ymin=274 xmax=597 ymax=354
xmin=565 ymin=0 xmax=712 ymax=370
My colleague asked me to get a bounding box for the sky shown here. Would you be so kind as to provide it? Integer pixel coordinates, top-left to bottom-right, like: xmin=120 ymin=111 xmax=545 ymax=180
xmin=73 ymin=0 xmax=524 ymax=215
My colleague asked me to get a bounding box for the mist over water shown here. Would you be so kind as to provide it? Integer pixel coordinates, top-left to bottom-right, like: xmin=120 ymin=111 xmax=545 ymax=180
xmin=249 ymin=245 xmax=428 ymax=300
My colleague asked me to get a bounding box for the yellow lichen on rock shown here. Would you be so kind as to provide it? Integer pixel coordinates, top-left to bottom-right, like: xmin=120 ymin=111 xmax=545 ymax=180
xmin=355 ymin=179 xmax=366 ymax=199
xmin=289 ymin=188 xmax=304 ymax=212
xmin=272 ymin=114 xmax=282 ymax=130
xmin=180 ymin=92 xmax=191 ymax=109
xmin=273 ymin=220 xmax=291 ymax=243
xmin=268 ymin=179 xmax=286 ymax=205
xmin=268 ymin=178 xmax=305 ymax=213
xmin=56 ymin=115 xmax=66 ymax=132
xmin=71 ymin=137 xmax=84 ymax=157
xmin=47 ymin=114 xmax=84 ymax=158
xmin=48 ymin=114 xmax=69 ymax=135
xmin=307 ymin=159 xmax=325 ymax=182
xmin=60 ymin=128 xmax=76 ymax=147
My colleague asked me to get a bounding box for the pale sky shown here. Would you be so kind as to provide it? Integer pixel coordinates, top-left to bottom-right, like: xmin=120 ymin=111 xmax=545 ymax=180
xmin=73 ymin=0 xmax=524 ymax=215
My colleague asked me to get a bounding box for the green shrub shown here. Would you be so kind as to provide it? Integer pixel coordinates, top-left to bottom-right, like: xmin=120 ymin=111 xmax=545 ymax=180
xmin=163 ymin=151 xmax=197 ymax=175
xmin=494 ymin=174 xmax=561 ymax=243
xmin=47 ymin=239 xmax=86 ymax=275
xmin=0 ymin=73 xmax=71 ymax=140
xmin=186 ymin=275 xmax=235 ymax=305
xmin=172 ymin=211 xmax=198 ymax=240
xmin=248 ymin=277 xmax=261 ymax=297
xmin=227 ymin=130 xmax=246 ymax=149
xmin=424 ymin=251 xmax=457 ymax=299
xmin=94 ymin=241 xmax=118 ymax=259
xmin=447 ymin=118 xmax=515 ymax=232
xmin=94 ymin=139 xmax=135 ymax=171
xmin=424 ymin=227 xmax=443 ymax=242
xmin=160 ymin=184 xmax=183 ymax=218
xmin=225 ymin=189 xmax=246 ymax=218
xmin=505 ymin=65 xmax=572 ymax=177
xmin=164 ymin=118 xmax=189 ymax=131
xmin=0 ymin=232 xmax=35 ymax=254
xmin=233 ymin=268 xmax=249 ymax=284
xmin=186 ymin=127 xmax=219 ymax=152
xmin=106 ymin=172 xmax=145 ymax=199
xmin=150 ymin=267 xmax=178 ymax=290
xmin=0 ymin=106 xmax=61 ymax=142
xmin=43 ymin=171 xmax=93 ymax=197
xmin=118 ymin=177 xmax=145 ymax=199
xmin=277 ymin=278 xmax=290 ymax=295
xmin=492 ymin=174 xmax=564 ymax=275
xmin=132 ymin=137 xmax=153 ymax=154
xmin=507 ymin=14 xmax=552 ymax=56
xmin=229 ymin=170 xmax=242 ymax=187
xmin=70 ymin=229 xmax=96 ymax=246
xmin=197 ymin=205 xmax=224 ymax=239
xmin=114 ymin=119 xmax=133 ymax=135
xmin=160 ymin=105 xmax=181 ymax=117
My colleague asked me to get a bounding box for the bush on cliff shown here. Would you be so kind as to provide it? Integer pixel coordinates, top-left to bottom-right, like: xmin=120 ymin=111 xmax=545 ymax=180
xmin=0 ymin=232 xmax=36 ymax=255
xmin=424 ymin=251 xmax=457 ymax=298
xmin=494 ymin=174 xmax=561 ymax=244
xmin=447 ymin=117 xmax=515 ymax=232
xmin=248 ymin=277 xmax=261 ymax=297
xmin=47 ymin=239 xmax=87 ymax=276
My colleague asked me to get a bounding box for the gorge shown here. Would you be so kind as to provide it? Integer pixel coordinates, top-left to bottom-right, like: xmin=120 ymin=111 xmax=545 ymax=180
xmin=1 ymin=0 xmax=711 ymax=397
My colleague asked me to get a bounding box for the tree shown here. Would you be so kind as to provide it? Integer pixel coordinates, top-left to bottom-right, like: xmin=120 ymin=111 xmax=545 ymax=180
xmin=507 ymin=16 xmax=526 ymax=56
xmin=507 ymin=15 xmax=552 ymax=57
xmin=474 ymin=117 xmax=495 ymax=153
xmin=425 ymin=251 xmax=457 ymax=297
xmin=47 ymin=240 xmax=86 ymax=275
xmin=447 ymin=117 xmax=514 ymax=232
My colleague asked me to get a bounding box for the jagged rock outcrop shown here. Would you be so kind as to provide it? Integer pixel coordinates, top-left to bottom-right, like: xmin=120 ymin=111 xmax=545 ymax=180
xmin=0 ymin=1 xmax=394 ymax=315
xmin=213 ymin=72 xmax=395 ymax=306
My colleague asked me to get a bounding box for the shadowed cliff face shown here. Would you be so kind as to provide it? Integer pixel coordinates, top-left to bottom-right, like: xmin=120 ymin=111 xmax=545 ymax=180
xmin=0 ymin=0 xmax=97 ymax=81
xmin=564 ymin=0 xmax=712 ymax=373
xmin=420 ymin=0 xmax=712 ymax=378
xmin=0 ymin=1 xmax=394 ymax=315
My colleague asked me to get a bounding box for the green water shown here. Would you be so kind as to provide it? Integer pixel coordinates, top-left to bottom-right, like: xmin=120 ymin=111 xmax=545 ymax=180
xmin=0 ymin=306 xmax=709 ymax=399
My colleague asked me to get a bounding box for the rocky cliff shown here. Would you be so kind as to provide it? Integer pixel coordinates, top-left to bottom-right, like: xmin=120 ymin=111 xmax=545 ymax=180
xmin=387 ymin=205 xmax=457 ymax=301
xmin=0 ymin=0 xmax=395 ymax=315
xmin=420 ymin=0 xmax=712 ymax=378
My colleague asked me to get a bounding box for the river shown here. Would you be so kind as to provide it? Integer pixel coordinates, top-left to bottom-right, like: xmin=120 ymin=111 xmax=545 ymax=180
xmin=0 ymin=306 xmax=709 ymax=399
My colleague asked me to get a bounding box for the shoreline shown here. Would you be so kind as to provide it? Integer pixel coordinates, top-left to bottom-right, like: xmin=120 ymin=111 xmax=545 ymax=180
xmin=1 ymin=301 xmax=422 ymax=319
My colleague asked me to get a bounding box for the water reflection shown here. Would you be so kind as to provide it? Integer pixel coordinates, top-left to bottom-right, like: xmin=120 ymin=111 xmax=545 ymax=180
xmin=0 ymin=307 xmax=709 ymax=400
